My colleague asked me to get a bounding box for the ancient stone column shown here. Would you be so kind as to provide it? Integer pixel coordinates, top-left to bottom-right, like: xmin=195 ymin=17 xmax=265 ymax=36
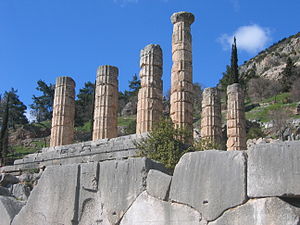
xmin=136 ymin=44 xmax=163 ymax=134
xmin=201 ymin=87 xmax=222 ymax=146
xmin=92 ymin=65 xmax=118 ymax=141
xmin=226 ymin=83 xmax=247 ymax=150
xmin=170 ymin=11 xmax=195 ymax=140
xmin=50 ymin=76 xmax=75 ymax=147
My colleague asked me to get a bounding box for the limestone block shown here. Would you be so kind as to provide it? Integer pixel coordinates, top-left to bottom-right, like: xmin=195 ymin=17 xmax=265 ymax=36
xmin=95 ymin=158 xmax=167 ymax=224
xmin=146 ymin=169 xmax=172 ymax=200
xmin=12 ymin=164 xmax=80 ymax=225
xmin=11 ymin=184 xmax=31 ymax=201
xmin=0 ymin=187 xmax=10 ymax=196
xmin=0 ymin=174 xmax=19 ymax=188
xmin=0 ymin=196 xmax=24 ymax=225
xmin=209 ymin=198 xmax=300 ymax=225
xmin=170 ymin=150 xmax=247 ymax=221
xmin=120 ymin=192 xmax=205 ymax=225
xmin=248 ymin=141 xmax=300 ymax=198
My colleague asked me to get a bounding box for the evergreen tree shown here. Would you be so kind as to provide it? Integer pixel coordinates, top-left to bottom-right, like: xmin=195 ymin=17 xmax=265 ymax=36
xmin=4 ymin=89 xmax=28 ymax=128
xmin=125 ymin=74 xmax=141 ymax=99
xmin=218 ymin=37 xmax=240 ymax=93
xmin=75 ymin=82 xmax=95 ymax=127
xmin=281 ymin=57 xmax=295 ymax=91
xmin=231 ymin=37 xmax=239 ymax=83
xmin=0 ymin=92 xmax=10 ymax=165
xmin=30 ymin=80 xmax=55 ymax=122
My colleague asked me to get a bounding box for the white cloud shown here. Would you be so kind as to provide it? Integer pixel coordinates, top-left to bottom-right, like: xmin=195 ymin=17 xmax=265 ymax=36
xmin=218 ymin=24 xmax=271 ymax=54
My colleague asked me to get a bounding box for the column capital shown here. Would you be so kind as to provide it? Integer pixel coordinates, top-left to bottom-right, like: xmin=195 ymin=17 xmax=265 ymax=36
xmin=171 ymin=11 xmax=195 ymax=25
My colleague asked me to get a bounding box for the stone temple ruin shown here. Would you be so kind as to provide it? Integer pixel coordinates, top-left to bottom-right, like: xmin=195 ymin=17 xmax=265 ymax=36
xmin=1 ymin=11 xmax=300 ymax=225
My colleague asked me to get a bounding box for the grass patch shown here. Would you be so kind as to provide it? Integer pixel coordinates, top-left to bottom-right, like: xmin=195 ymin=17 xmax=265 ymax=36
xmin=118 ymin=115 xmax=136 ymax=127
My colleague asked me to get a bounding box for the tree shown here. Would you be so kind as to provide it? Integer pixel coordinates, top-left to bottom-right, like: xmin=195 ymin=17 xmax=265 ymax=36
xmin=290 ymin=77 xmax=300 ymax=102
xmin=4 ymin=89 xmax=28 ymax=128
xmin=247 ymin=78 xmax=282 ymax=102
xmin=75 ymin=82 xmax=95 ymax=127
xmin=219 ymin=37 xmax=240 ymax=93
xmin=0 ymin=89 xmax=28 ymax=165
xmin=193 ymin=83 xmax=203 ymax=115
xmin=231 ymin=37 xmax=239 ymax=84
xmin=0 ymin=92 xmax=10 ymax=165
xmin=124 ymin=74 xmax=141 ymax=99
xmin=136 ymin=118 xmax=192 ymax=170
xmin=30 ymin=80 xmax=55 ymax=122
xmin=281 ymin=57 xmax=296 ymax=91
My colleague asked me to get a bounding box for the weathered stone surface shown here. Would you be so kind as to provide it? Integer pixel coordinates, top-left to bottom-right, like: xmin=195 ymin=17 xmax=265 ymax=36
xmin=77 ymin=158 xmax=167 ymax=225
xmin=0 ymin=187 xmax=10 ymax=196
xmin=146 ymin=169 xmax=172 ymax=200
xmin=209 ymin=197 xmax=300 ymax=225
xmin=170 ymin=150 xmax=247 ymax=221
xmin=0 ymin=173 xmax=19 ymax=187
xmin=120 ymin=191 xmax=205 ymax=225
xmin=136 ymin=44 xmax=163 ymax=134
xmin=248 ymin=141 xmax=300 ymax=198
xmin=11 ymin=184 xmax=31 ymax=201
xmin=2 ymin=133 xmax=145 ymax=172
xmin=12 ymin=164 xmax=79 ymax=225
xmin=226 ymin=83 xmax=246 ymax=150
xmin=0 ymin=196 xmax=24 ymax=225
xmin=201 ymin=87 xmax=222 ymax=146
xmin=95 ymin=158 xmax=167 ymax=224
xmin=170 ymin=12 xmax=194 ymax=140
xmin=93 ymin=65 xmax=119 ymax=140
xmin=50 ymin=76 xmax=75 ymax=147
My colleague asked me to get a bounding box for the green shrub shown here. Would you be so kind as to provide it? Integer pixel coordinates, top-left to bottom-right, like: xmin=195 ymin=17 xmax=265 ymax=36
xmin=135 ymin=118 xmax=192 ymax=170
xmin=193 ymin=138 xmax=224 ymax=151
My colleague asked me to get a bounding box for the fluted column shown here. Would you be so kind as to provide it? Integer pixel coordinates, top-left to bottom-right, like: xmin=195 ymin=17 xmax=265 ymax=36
xmin=92 ymin=65 xmax=118 ymax=140
xmin=50 ymin=76 xmax=75 ymax=147
xmin=136 ymin=44 xmax=163 ymax=134
xmin=201 ymin=87 xmax=222 ymax=146
xmin=226 ymin=83 xmax=247 ymax=150
xmin=170 ymin=11 xmax=195 ymax=141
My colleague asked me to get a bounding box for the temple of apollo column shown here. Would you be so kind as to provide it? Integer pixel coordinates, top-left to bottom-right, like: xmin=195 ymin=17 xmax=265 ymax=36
xmin=226 ymin=83 xmax=247 ymax=150
xmin=170 ymin=11 xmax=195 ymax=139
xmin=50 ymin=76 xmax=75 ymax=147
xmin=200 ymin=87 xmax=222 ymax=146
xmin=136 ymin=44 xmax=163 ymax=134
xmin=92 ymin=65 xmax=119 ymax=141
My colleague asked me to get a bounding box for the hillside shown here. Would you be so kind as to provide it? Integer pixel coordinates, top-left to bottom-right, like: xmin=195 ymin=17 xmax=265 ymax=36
xmin=240 ymin=32 xmax=300 ymax=81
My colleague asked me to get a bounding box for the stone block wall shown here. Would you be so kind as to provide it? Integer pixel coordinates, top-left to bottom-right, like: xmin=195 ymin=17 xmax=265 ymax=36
xmin=2 ymin=140 xmax=300 ymax=225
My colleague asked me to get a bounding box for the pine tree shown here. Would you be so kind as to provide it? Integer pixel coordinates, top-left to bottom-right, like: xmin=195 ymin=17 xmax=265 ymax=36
xmin=231 ymin=37 xmax=239 ymax=84
xmin=281 ymin=57 xmax=295 ymax=91
xmin=75 ymin=82 xmax=95 ymax=127
xmin=125 ymin=74 xmax=141 ymax=99
xmin=0 ymin=93 xmax=10 ymax=165
xmin=5 ymin=89 xmax=28 ymax=128
xmin=30 ymin=80 xmax=55 ymax=122
xmin=218 ymin=37 xmax=240 ymax=93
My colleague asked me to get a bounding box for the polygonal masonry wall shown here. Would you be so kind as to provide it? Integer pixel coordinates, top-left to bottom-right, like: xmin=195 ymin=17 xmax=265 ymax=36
xmin=4 ymin=141 xmax=300 ymax=225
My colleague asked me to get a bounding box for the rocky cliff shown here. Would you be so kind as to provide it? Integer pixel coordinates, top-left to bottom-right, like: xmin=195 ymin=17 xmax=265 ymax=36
xmin=240 ymin=32 xmax=300 ymax=81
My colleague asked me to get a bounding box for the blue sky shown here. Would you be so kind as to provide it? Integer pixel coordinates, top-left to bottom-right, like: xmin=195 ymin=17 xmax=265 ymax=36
xmin=0 ymin=0 xmax=299 ymax=113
